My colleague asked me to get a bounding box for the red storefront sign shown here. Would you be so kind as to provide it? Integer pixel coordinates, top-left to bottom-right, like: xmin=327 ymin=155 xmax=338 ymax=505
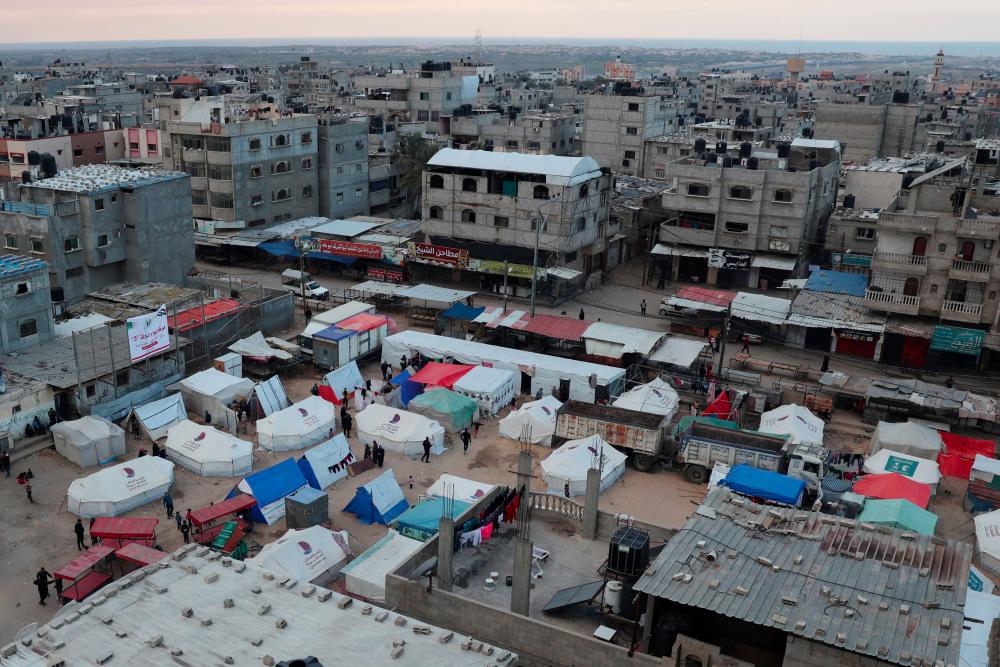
xmin=413 ymin=243 xmax=469 ymax=267
xmin=367 ymin=266 xmax=405 ymax=283
xmin=317 ymin=239 xmax=384 ymax=260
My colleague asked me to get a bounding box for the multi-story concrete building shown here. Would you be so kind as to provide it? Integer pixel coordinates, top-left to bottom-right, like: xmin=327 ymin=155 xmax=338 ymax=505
xmin=0 ymin=255 xmax=54 ymax=354
xmin=813 ymin=102 xmax=924 ymax=162
xmin=582 ymin=90 xmax=678 ymax=176
xmin=0 ymin=165 xmax=193 ymax=304
xmin=353 ymin=62 xmax=476 ymax=135
xmin=450 ymin=111 xmax=577 ymax=155
xmin=422 ymin=148 xmax=613 ymax=273
xmin=604 ymin=57 xmax=636 ymax=82
xmin=317 ymin=114 xmax=369 ymax=219
xmin=654 ymin=138 xmax=841 ymax=288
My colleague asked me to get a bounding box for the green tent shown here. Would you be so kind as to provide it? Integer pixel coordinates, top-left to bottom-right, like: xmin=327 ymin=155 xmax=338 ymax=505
xmin=407 ymin=389 xmax=478 ymax=433
xmin=857 ymin=498 xmax=938 ymax=535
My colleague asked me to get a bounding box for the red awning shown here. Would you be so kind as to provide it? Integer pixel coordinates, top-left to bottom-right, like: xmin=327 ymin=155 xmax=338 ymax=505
xmin=852 ymin=473 xmax=932 ymax=509
xmin=675 ymin=287 xmax=737 ymax=308
xmin=337 ymin=313 xmax=389 ymax=333
xmin=510 ymin=314 xmax=593 ymax=342
xmin=90 ymin=517 xmax=158 ymax=540
xmin=189 ymin=494 xmax=257 ymax=528
xmin=408 ymin=362 xmax=475 ymax=389
xmin=55 ymin=545 xmax=115 ymax=580
xmin=168 ymin=298 xmax=242 ymax=333
xmin=938 ymin=432 xmax=996 ymax=479
xmin=115 ymin=543 xmax=169 ymax=567
xmin=702 ymin=391 xmax=732 ymax=418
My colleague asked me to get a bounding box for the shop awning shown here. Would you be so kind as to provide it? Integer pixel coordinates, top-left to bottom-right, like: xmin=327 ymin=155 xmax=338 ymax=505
xmin=751 ymin=255 xmax=796 ymax=271
xmin=651 ymin=244 xmax=706 ymax=258
xmin=55 ymin=545 xmax=115 ymax=580
xmin=398 ymin=284 xmax=476 ymax=304
xmin=730 ymin=292 xmax=791 ymax=325
xmin=547 ymin=267 xmax=584 ymax=280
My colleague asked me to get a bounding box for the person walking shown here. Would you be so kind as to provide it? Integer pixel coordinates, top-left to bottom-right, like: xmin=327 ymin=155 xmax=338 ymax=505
xmin=25 ymin=480 xmax=33 ymax=503
xmin=363 ymin=443 xmax=372 ymax=460
xmin=34 ymin=568 xmax=52 ymax=606
xmin=162 ymin=492 xmax=174 ymax=519
xmin=0 ymin=451 xmax=9 ymax=478
xmin=342 ymin=412 xmax=353 ymax=438
xmin=74 ymin=519 xmax=86 ymax=551
xmin=180 ymin=521 xmax=191 ymax=544
xmin=460 ymin=427 xmax=472 ymax=455
xmin=175 ymin=511 xmax=183 ymax=531
xmin=821 ymin=354 xmax=830 ymax=373
xmin=420 ymin=437 xmax=431 ymax=463
xmin=640 ymin=299 xmax=647 ymax=316
xmin=374 ymin=442 xmax=384 ymax=468
xmin=741 ymin=335 xmax=751 ymax=355
xmin=578 ymin=308 xmax=585 ymax=320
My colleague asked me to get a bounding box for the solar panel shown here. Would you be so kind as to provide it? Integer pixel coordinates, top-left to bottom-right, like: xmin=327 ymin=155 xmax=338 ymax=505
xmin=541 ymin=580 xmax=605 ymax=613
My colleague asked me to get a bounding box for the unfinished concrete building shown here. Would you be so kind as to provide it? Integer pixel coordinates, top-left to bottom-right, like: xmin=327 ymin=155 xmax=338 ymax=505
xmin=582 ymin=91 xmax=678 ymax=176
xmin=450 ymin=111 xmax=577 ymax=155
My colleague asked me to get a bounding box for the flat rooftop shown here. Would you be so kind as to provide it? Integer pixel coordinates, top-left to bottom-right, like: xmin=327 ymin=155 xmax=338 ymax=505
xmin=1 ymin=545 xmax=514 ymax=666
xmin=26 ymin=165 xmax=186 ymax=194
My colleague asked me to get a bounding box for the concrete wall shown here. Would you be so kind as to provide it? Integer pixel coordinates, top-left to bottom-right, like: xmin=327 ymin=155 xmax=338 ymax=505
xmin=0 ymin=266 xmax=54 ymax=353
xmin=813 ymin=104 xmax=884 ymax=163
xmin=122 ymin=176 xmax=194 ymax=285
xmin=843 ymin=170 xmax=903 ymax=209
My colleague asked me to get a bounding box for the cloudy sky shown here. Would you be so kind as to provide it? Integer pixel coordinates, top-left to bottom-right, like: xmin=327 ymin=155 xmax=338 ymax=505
xmin=5 ymin=0 xmax=999 ymax=43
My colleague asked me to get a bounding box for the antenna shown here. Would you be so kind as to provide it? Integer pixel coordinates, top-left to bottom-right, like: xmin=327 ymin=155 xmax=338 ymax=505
xmin=475 ymin=29 xmax=483 ymax=64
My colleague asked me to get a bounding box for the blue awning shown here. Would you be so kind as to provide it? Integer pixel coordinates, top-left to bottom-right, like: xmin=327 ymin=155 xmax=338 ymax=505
xmin=720 ymin=464 xmax=805 ymax=506
xmin=440 ymin=303 xmax=485 ymax=321
xmin=256 ymin=240 xmax=356 ymax=265
xmin=314 ymin=326 xmax=355 ymax=342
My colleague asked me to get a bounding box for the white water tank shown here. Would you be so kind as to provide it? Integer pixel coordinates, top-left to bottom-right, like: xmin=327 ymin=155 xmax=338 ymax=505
xmin=603 ymin=580 xmax=623 ymax=614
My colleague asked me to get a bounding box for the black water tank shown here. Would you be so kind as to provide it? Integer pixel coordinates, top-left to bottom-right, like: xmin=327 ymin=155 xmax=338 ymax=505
xmin=27 ymin=151 xmax=40 ymax=166
xmin=50 ymin=286 xmax=65 ymax=303
xmin=608 ymin=527 xmax=650 ymax=577
xmin=40 ymin=154 xmax=57 ymax=178
xmin=277 ymin=658 xmax=323 ymax=667
xmin=716 ymin=141 xmax=727 ymax=154
xmin=747 ymin=157 xmax=758 ymax=170
xmin=843 ymin=193 xmax=856 ymax=209
xmin=694 ymin=138 xmax=707 ymax=154
xmin=936 ymin=140 xmax=946 ymax=153
xmin=739 ymin=142 xmax=752 ymax=158
xmin=777 ymin=143 xmax=791 ymax=158
xmin=722 ymin=156 xmax=734 ymax=168
xmin=21 ymin=171 xmax=31 ymax=184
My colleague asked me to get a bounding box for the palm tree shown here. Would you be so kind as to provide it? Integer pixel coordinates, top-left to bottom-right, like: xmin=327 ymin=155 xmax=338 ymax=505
xmin=396 ymin=133 xmax=440 ymax=218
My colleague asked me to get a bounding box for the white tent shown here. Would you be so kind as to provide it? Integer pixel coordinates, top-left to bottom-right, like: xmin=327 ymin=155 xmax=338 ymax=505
xmin=962 ymin=590 xmax=1000 ymax=667
xmin=253 ymin=375 xmax=290 ymax=417
xmin=758 ymin=404 xmax=824 ymax=445
xmin=975 ymin=509 xmax=1000 ymax=574
xmin=129 ymin=393 xmax=186 ymax=441
xmin=451 ymin=366 xmax=518 ymax=417
xmin=257 ymin=395 xmax=337 ymax=452
xmin=178 ymin=368 xmax=254 ymax=417
xmin=67 ymin=457 xmax=174 ymax=517
xmin=324 ymin=361 xmax=365 ymax=405
xmin=498 ymin=395 xmax=562 ymax=445
xmin=864 ymin=448 xmax=942 ymax=491
xmin=51 ymin=416 xmax=127 ymax=468
xmin=611 ymin=378 xmax=679 ymax=418
xmin=868 ymin=421 xmax=942 ymax=460
xmin=229 ymin=331 xmax=293 ymax=361
xmin=540 ymin=435 xmax=627 ymax=497
xmin=247 ymin=526 xmax=349 ymax=584
xmin=426 ymin=473 xmax=495 ymax=504
xmin=165 ymin=419 xmax=253 ymax=477
xmin=298 ymin=434 xmax=353 ymax=490
xmin=355 ymin=404 xmax=445 ymax=456
xmin=340 ymin=531 xmax=424 ymax=602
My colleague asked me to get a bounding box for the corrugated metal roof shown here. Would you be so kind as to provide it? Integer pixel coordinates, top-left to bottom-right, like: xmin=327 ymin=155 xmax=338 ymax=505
xmin=635 ymin=488 xmax=970 ymax=667
xmin=310 ymin=218 xmax=384 ymax=238
xmin=787 ymin=292 xmax=886 ymax=333
xmin=167 ymin=298 xmax=242 ymax=333
xmin=581 ymin=322 xmax=665 ymax=356
xmin=805 ymin=270 xmax=869 ymax=298
xmin=397 ymin=284 xmax=476 ymax=304
xmin=730 ymin=292 xmax=790 ymax=325
xmin=651 ymin=244 xmax=707 ymax=258
xmin=675 ymin=287 xmax=737 ymax=307
xmin=513 ymin=314 xmax=593 ymax=342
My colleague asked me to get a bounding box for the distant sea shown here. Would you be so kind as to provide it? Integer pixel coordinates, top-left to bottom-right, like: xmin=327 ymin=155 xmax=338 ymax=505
xmin=1 ymin=37 xmax=998 ymax=58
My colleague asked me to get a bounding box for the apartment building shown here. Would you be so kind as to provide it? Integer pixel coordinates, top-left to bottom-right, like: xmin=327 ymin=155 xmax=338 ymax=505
xmin=353 ymin=62 xmax=476 ymax=135
xmin=582 ymin=90 xmax=678 ymax=176
xmin=604 ymin=57 xmax=636 ymax=82
xmin=450 ymin=111 xmax=577 ymax=155
xmin=0 ymin=255 xmax=54 ymax=354
xmin=317 ymin=115 xmax=369 ymax=219
xmin=813 ymin=102 xmax=924 ymax=162
xmin=655 ymin=138 xmax=841 ymax=288
xmin=0 ymin=165 xmax=194 ymax=304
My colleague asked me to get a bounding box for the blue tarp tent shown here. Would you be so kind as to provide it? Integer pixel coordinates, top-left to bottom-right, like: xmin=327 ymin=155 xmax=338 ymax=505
xmin=719 ymin=464 xmax=805 ymax=507
xmin=439 ymin=303 xmax=485 ymax=321
xmin=390 ymin=369 xmax=423 ymax=408
xmin=394 ymin=496 xmax=472 ymax=541
xmin=298 ymin=434 xmax=353 ymax=491
xmin=231 ymin=458 xmax=308 ymax=525
xmin=343 ymin=468 xmax=409 ymax=525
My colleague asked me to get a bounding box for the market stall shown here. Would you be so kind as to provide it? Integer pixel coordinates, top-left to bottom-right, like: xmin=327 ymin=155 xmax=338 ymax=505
xmin=90 ymin=517 xmax=158 ymax=548
xmin=115 ymin=543 xmax=169 ymax=573
xmin=189 ymin=493 xmax=258 ymax=543
xmin=55 ymin=545 xmax=115 ymax=602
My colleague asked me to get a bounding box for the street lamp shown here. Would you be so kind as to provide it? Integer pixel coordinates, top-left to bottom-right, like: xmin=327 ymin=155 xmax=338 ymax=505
xmin=530 ymin=193 xmax=562 ymax=317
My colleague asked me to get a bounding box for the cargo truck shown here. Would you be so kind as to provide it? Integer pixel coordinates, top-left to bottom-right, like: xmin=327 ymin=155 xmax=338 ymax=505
xmin=553 ymin=400 xmax=673 ymax=473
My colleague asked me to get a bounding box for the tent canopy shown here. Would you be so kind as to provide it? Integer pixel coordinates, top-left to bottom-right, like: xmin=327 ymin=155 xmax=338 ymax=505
xmin=864 ymin=449 xmax=942 ymax=487
xmin=343 ymin=468 xmax=409 ymax=525
xmin=234 ymin=458 xmax=308 ymax=525
xmin=395 ymin=496 xmax=472 ymax=541
xmin=540 ymin=435 xmax=627 ymax=497
xmin=426 ymin=473 xmax=495 ymax=503
xmin=247 ymin=526 xmax=349 ymax=583
xmin=388 ymin=368 xmax=423 ymax=408
xmin=297 ymin=434 xmax=353 ymax=490
xmin=720 ymin=464 xmax=805 ymax=507
xmin=229 ymin=331 xmax=293 ymax=361
xmin=253 ymin=375 xmax=290 ymax=417
xmin=52 ymin=416 xmax=127 ymax=468
xmin=498 ymin=395 xmax=562 ymax=445
xmin=67 ymin=457 xmax=175 ymax=518
xmin=178 ymin=368 xmax=254 ymax=417
xmin=611 ymin=377 xmax=679 ymax=418
xmin=165 ymin=419 xmax=253 ymax=477
xmin=407 ymin=388 xmax=478 ymax=432
xmin=868 ymin=421 xmax=941 ymax=460
xmin=852 ymin=473 xmax=932 ymax=508
xmin=257 ymin=395 xmax=337 ymax=452
xmin=407 ymin=362 xmax=475 ymax=389
xmin=857 ymin=499 xmax=938 ymax=535
xmin=322 ymin=361 xmax=366 ymax=405
xmin=938 ymin=432 xmax=995 ymax=479
xmin=340 ymin=531 xmax=424 ymax=602
xmin=702 ymin=391 xmax=733 ymax=418
xmin=974 ymin=509 xmax=1000 ymax=574
xmin=355 ymin=404 xmax=445 ymax=456
xmin=758 ymin=404 xmax=824 ymax=445
xmin=129 ymin=393 xmax=186 ymax=441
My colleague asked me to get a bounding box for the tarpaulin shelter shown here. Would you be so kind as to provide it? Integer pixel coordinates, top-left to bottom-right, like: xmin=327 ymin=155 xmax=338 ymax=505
xmin=540 ymin=434 xmax=627 ymax=497
xmin=426 ymin=473 xmax=495 ymax=503
xmin=864 ymin=449 xmax=941 ymax=492
xmin=340 ymin=531 xmax=423 ymax=602
xmin=439 ymin=302 xmax=484 ymax=321
xmin=232 ymin=458 xmax=308 ymax=525
xmin=758 ymin=404 xmax=824 ymax=445
xmin=719 ymin=464 xmax=805 ymax=507
xmin=247 ymin=525 xmax=349 ymax=584
xmin=165 ymin=419 xmax=253 ymax=477
xmin=177 ymin=368 xmax=254 ymax=418
xmin=297 ymin=434 xmax=353 ymax=491
xmin=253 ymin=375 xmax=290 ymax=417
xmin=407 ymin=362 xmax=475 ymax=389
xmin=938 ymin=432 xmax=995 ymax=479
xmin=974 ymin=508 xmax=1000 ymax=573
xmin=89 ymin=517 xmax=158 ymax=548
xmin=229 ymin=331 xmax=293 ymax=361
xmin=407 ymin=388 xmax=478 ymax=432
xmin=451 ymin=365 xmax=518 ymax=416
xmin=320 ymin=361 xmax=365 ymax=406
xmin=355 ymin=404 xmax=445 ymax=456
xmin=498 ymin=395 xmax=562 ymax=445
xmin=394 ymin=496 xmax=472 ymax=541
xmin=868 ymin=421 xmax=942 ymax=460
xmin=389 ymin=368 xmax=423 ymax=407
xmin=702 ymin=391 xmax=733 ymax=418
xmin=857 ymin=499 xmax=938 ymax=535
xmin=611 ymin=378 xmax=679 ymax=418
xmin=67 ymin=457 xmax=175 ymax=517
xmin=257 ymin=395 xmax=337 ymax=452
xmin=52 ymin=416 xmax=127 ymax=468
xmin=342 ymin=468 xmax=409 ymax=525
xmin=128 ymin=393 xmax=186 ymax=441
xmin=852 ymin=473 xmax=933 ymax=509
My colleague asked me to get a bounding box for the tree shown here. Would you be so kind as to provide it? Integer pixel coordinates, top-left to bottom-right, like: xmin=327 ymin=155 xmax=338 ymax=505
xmin=396 ymin=133 xmax=439 ymax=218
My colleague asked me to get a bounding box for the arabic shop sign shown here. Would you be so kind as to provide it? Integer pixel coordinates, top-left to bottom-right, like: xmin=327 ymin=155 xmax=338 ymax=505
xmin=410 ymin=242 xmax=469 ymax=268
xmin=707 ymin=248 xmax=752 ymax=270
xmin=316 ymin=239 xmax=384 ymax=260
xmin=930 ymin=325 xmax=984 ymax=357
xmin=367 ymin=266 xmax=405 ymax=283
xmin=833 ymin=252 xmax=873 ymax=267
xmin=468 ymin=259 xmax=544 ymax=280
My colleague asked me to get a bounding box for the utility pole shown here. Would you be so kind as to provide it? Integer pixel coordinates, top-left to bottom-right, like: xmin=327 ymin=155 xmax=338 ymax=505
xmin=530 ymin=195 xmax=559 ymax=317
xmin=717 ymin=302 xmax=732 ymax=372
xmin=502 ymin=259 xmax=509 ymax=311
xmin=295 ymin=237 xmax=308 ymax=317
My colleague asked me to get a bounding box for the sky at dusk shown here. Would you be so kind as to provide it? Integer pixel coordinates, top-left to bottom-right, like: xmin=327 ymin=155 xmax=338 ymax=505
xmin=4 ymin=0 xmax=1000 ymax=44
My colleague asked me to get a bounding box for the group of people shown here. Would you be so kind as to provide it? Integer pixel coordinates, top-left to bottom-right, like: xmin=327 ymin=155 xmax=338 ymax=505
xmin=363 ymin=441 xmax=386 ymax=467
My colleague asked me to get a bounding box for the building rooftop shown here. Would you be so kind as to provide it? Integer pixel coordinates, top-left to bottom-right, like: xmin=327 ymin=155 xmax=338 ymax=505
xmin=27 ymin=165 xmax=186 ymax=194
xmin=1 ymin=545 xmax=514 ymax=666
xmin=310 ymin=218 xmax=385 ymax=238
xmin=0 ymin=254 xmax=46 ymax=279
xmin=426 ymin=148 xmax=603 ymax=186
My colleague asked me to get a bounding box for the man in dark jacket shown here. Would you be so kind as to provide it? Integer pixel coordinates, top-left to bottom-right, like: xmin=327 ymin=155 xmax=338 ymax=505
xmin=421 ymin=437 xmax=432 ymax=463
xmin=74 ymin=519 xmax=86 ymax=550
xmin=34 ymin=568 xmax=52 ymax=605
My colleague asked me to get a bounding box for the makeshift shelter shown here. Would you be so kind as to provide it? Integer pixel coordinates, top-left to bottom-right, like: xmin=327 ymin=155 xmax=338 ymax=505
xmin=355 ymin=404 xmax=445 ymax=456
xmin=395 ymin=496 xmax=472 ymax=541
xmin=864 ymin=449 xmax=942 ymax=492
xmin=340 ymin=531 xmax=424 ymax=602
xmin=342 ymin=468 xmax=409 ymax=525
xmin=247 ymin=526 xmax=349 ymax=584
xmin=253 ymin=375 xmax=290 ymax=417
xmin=868 ymin=421 xmax=942 ymax=460
xmin=451 ymin=366 xmax=518 ymax=416
xmin=938 ymin=432 xmax=995 ymax=479
xmin=128 ymin=393 xmax=186 ymax=441
xmin=319 ymin=361 xmax=366 ymax=406
xmin=233 ymin=458 xmax=309 ymax=525
xmin=407 ymin=389 xmax=478 ymax=432
xmin=702 ymin=391 xmax=733 ymax=418
xmin=974 ymin=508 xmax=1000 ymax=573
xmin=165 ymin=420 xmax=253 ymax=477
xmin=719 ymin=465 xmax=806 ymax=507
xmin=389 ymin=368 xmax=423 ymax=408
xmin=611 ymin=378 xmax=679 ymax=418
xmin=52 ymin=416 xmax=127 ymax=468
xmin=852 ymin=473 xmax=933 ymax=509
xmin=177 ymin=368 xmax=254 ymax=418
xmin=498 ymin=395 xmax=562 ymax=445
xmin=426 ymin=473 xmax=495 ymax=503
xmin=257 ymin=395 xmax=337 ymax=452
xmin=540 ymin=435 xmax=627 ymax=497
xmin=229 ymin=331 xmax=293 ymax=361
xmin=67 ymin=457 xmax=175 ymax=517
xmin=297 ymin=434 xmax=353 ymax=491
xmin=408 ymin=362 xmax=475 ymax=389
xmin=758 ymin=404 xmax=824 ymax=445
xmin=857 ymin=499 xmax=938 ymax=535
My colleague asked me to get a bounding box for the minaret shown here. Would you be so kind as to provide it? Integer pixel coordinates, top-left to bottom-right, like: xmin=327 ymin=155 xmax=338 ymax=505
xmin=932 ymin=48 xmax=944 ymax=91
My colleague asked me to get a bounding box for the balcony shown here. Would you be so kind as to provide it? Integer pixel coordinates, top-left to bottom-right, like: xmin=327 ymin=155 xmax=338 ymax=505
xmin=941 ymin=299 xmax=984 ymax=324
xmin=871 ymin=251 xmax=927 ymax=275
xmin=878 ymin=211 xmax=937 ymax=233
xmin=949 ymin=259 xmax=992 ymax=281
xmin=957 ymin=218 xmax=1000 ymax=240
xmin=864 ymin=289 xmax=920 ymax=316
xmin=181 ymin=147 xmax=206 ymax=162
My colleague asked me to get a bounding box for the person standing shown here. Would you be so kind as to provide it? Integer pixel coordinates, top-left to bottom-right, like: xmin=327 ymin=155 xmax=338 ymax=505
xmin=821 ymin=354 xmax=830 ymax=373
xmin=180 ymin=521 xmax=191 ymax=544
xmin=363 ymin=443 xmax=372 ymax=460
xmin=741 ymin=335 xmax=751 ymax=355
xmin=162 ymin=492 xmax=174 ymax=518
xmin=578 ymin=308 xmax=585 ymax=320
xmin=342 ymin=412 xmax=353 ymax=438
xmin=0 ymin=451 xmax=9 ymax=478
xmin=420 ymin=437 xmax=431 ymax=463
xmin=460 ymin=427 xmax=472 ymax=455
xmin=640 ymin=299 xmax=647 ymax=316
xmin=25 ymin=480 xmax=33 ymax=503
xmin=34 ymin=568 xmax=52 ymax=605
xmin=175 ymin=511 xmax=183 ymax=532
xmin=74 ymin=519 xmax=86 ymax=551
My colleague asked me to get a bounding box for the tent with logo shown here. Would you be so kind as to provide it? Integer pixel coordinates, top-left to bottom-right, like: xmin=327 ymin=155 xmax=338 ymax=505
xmin=252 ymin=375 xmax=291 ymax=417
xmin=864 ymin=448 xmax=941 ymax=492
xmin=426 ymin=473 xmax=494 ymax=504
xmin=257 ymin=395 xmax=337 ymax=452
xmin=974 ymin=508 xmax=1000 ymax=573
xmin=128 ymin=393 xmax=186 ymax=441
xmin=342 ymin=468 xmax=409 ymax=525
xmin=340 ymin=530 xmax=424 ymax=602
xmin=612 ymin=377 xmax=679 ymax=419
xmin=52 ymin=416 xmax=127 ymax=468
xmin=246 ymin=525 xmax=349 ymax=584
xmin=231 ymin=458 xmax=309 ymax=525
xmin=319 ymin=361 xmax=365 ymax=406
xmin=164 ymin=419 xmax=253 ymax=477
xmin=177 ymin=368 xmax=254 ymax=418
xmin=67 ymin=457 xmax=175 ymax=517
xmin=758 ymin=404 xmax=824 ymax=445
xmin=407 ymin=388 xmax=478 ymax=432
xmin=868 ymin=421 xmax=942 ymax=460
xmin=297 ymin=434 xmax=353 ymax=490
xmin=857 ymin=498 xmax=938 ymax=535
xmin=852 ymin=472 xmax=932 ymax=508
xmin=451 ymin=366 xmax=518 ymax=416
xmin=540 ymin=435 xmax=627 ymax=497
xmin=355 ymin=404 xmax=445 ymax=456
xmin=498 ymin=395 xmax=562 ymax=445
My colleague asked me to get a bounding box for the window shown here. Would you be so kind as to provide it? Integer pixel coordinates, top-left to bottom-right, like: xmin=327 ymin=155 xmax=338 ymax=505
xmin=97 ymin=234 xmax=109 ymax=247
xmin=930 ymin=283 xmax=939 ymax=294
xmin=73 ymin=148 xmax=83 ymax=157
xmin=19 ymin=319 xmax=37 ymax=338
xmin=445 ymin=92 xmax=452 ymax=101
xmin=300 ymin=132 xmax=312 ymax=144
xmin=417 ymin=111 xmax=429 ymax=122
xmin=336 ymin=166 xmax=344 ymax=175
xmin=66 ymin=266 xmax=83 ymax=279
xmin=728 ymin=185 xmax=753 ymax=200
xmin=95 ymin=198 xmax=105 ymax=211
xmin=429 ymin=206 xmax=443 ymax=220
xmin=627 ymin=102 xmax=640 ymax=111
xmin=494 ymin=216 xmax=509 ymax=227
xmin=336 ymin=192 xmax=344 ymax=202
xmin=938 ymin=243 xmax=947 ymax=253
xmin=355 ymin=140 xmax=365 ymax=150
xmin=181 ymin=136 xmax=204 ymax=150
xmin=64 ymin=236 xmax=80 ymax=252
xmin=624 ymin=150 xmax=637 ymax=159
xmin=533 ymin=185 xmax=549 ymax=200
xmin=462 ymin=178 xmax=477 ymax=192
xmin=577 ymin=217 xmax=586 ymax=231
xmin=271 ymin=134 xmax=289 ymax=147
xmin=355 ymin=188 xmax=363 ymax=198
xmin=249 ymin=138 xmax=261 ymax=151
xmin=86 ymin=384 xmax=96 ymax=398
xmin=855 ymin=227 xmax=876 ymax=240
xmin=506 ymin=140 xmax=519 ymax=149
xmin=15 ymin=281 xmax=28 ymax=295
xmin=625 ymin=127 xmax=638 ymax=135
xmin=565 ymin=251 xmax=578 ymax=262
xmin=208 ymin=164 xmax=232 ymax=180
xmin=773 ymin=189 xmax=793 ymax=203
xmin=184 ymin=163 xmax=206 ymax=178
xmin=272 ymin=188 xmax=291 ymax=202
xmin=461 ymin=209 xmax=476 ymax=223
xmin=147 ymin=144 xmax=157 ymax=152
xmin=30 ymin=238 xmax=43 ymax=254
xmin=301 ymin=157 xmax=313 ymax=170
xmin=251 ymin=193 xmax=263 ymax=206
xmin=419 ymin=92 xmax=430 ymax=101
xmin=249 ymin=165 xmax=262 ymax=178
xmin=191 ymin=189 xmax=208 ymax=206
xmin=204 ymin=136 xmax=230 ymax=152
xmin=3 ymin=234 xmax=16 ymax=249
xmin=528 ymin=141 xmax=540 ymax=150
xmin=129 ymin=142 xmax=140 ymax=150
xmin=687 ymin=183 xmax=710 ymax=197
xmin=429 ymin=174 xmax=444 ymax=189
xmin=769 ymin=225 xmax=788 ymax=238
xmin=211 ymin=192 xmax=234 ymax=208
xmin=355 ymin=163 xmax=363 ymax=172
xmin=111 ymin=194 xmax=118 ymax=204
xmin=271 ymin=160 xmax=290 ymax=174
xmin=654 ymin=169 xmax=665 ymax=179
xmin=302 ymin=185 xmax=313 ymax=198
xmin=95 ymin=145 xmax=104 ymax=155
xmin=725 ymin=221 xmax=749 ymax=234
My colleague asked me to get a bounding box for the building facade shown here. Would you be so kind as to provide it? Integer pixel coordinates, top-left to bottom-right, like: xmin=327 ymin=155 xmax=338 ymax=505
xmin=317 ymin=115 xmax=369 ymax=219
xmin=582 ymin=92 xmax=678 ymax=176
xmin=0 ymin=255 xmax=54 ymax=354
